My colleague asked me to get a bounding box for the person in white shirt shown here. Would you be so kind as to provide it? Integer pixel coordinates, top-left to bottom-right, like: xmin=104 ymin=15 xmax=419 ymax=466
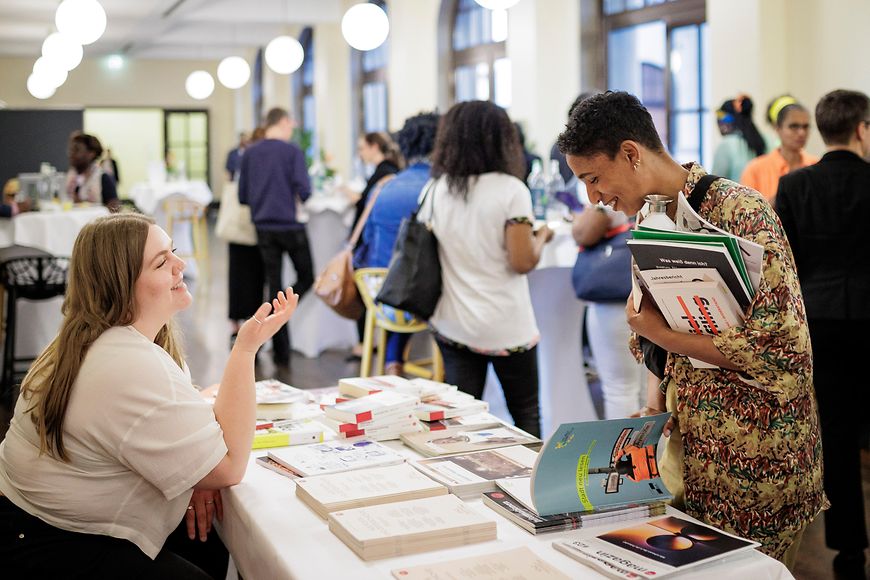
xmin=426 ymin=100 xmax=553 ymax=437
xmin=0 ymin=213 xmax=297 ymax=578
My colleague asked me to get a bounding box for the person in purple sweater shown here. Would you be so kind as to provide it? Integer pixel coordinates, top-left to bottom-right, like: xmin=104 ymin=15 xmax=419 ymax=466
xmin=238 ymin=107 xmax=313 ymax=367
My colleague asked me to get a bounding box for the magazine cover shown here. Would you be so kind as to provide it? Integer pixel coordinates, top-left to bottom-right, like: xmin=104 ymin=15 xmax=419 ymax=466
xmin=531 ymin=416 xmax=672 ymax=517
xmin=554 ymin=516 xmax=760 ymax=578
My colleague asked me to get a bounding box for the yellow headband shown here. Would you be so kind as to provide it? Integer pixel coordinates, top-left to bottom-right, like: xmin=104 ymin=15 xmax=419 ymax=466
xmin=768 ymin=95 xmax=797 ymax=125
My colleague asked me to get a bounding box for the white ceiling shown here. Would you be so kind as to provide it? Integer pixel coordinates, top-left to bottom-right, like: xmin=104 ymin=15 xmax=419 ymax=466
xmin=0 ymin=0 xmax=342 ymax=60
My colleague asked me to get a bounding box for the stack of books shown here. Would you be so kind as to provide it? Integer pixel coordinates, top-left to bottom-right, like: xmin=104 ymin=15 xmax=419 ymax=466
xmin=295 ymin=463 xmax=447 ymax=518
xmin=418 ymin=411 xmax=502 ymax=432
xmin=415 ymin=390 xmax=489 ymax=422
xmin=628 ymin=192 xmax=763 ymax=369
xmin=554 ymin=515 xmax=760 ymax=578
xmin=251 ymin=417 xmax=326 ymax=449
xmin=322 ymin=390 xmax=422 ymax=441
xmin=400 ymin=424 xmax=541 ymax=457
xmin=411 ymin=445 xmax=538 ymax=499
xmin=266 ymin=438 xmax=405 ymax=477
xmin=327 ymin=494 xmax=497 ymax=561
xmin=482 ymin=477 xmax=666 ymax=535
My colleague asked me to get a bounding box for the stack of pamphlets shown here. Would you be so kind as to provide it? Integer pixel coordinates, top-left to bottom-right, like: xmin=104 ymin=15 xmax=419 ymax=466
xmin=482 ymin=477 xmax=666 ymax=535
xmin=322 ymin=390 xmax=422 ymax=441
xmin=400 ymin=424 xmax=541 ymax=457
xmin=295 ymin=463 xmax=447 ymax=518
xmin=391 ymin=547 xmax=572 ymax=579
xmin=628 ymin=192 xmax=764 ymax=369
xmin=327 ymin=494 xmax=497 ymax=561
xmin=419 ymin=411 xmax=502 ymax=432
xmin=530 ymin=416 xmax=672 ymax=517
xmin=251 ymin=417 xmax=326 ymax=449
xmin=414 ymin=390 xmax=489 ymax=421
xmin=266 ymin=439 xmax=405 ymax=477
xmin=411 ymin=445 xmax=537 ymax=499
xmin=553 ymin=515 xmax=760 ymax=578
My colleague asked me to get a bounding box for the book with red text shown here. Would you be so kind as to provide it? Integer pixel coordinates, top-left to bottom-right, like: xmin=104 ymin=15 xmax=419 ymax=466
xmin=323 ymin=391 xmax=419 ymax=424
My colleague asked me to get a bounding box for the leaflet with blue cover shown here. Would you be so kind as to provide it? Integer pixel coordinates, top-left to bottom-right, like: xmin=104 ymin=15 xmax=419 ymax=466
xmin=531 ymin=415 xmax=672 ymax=517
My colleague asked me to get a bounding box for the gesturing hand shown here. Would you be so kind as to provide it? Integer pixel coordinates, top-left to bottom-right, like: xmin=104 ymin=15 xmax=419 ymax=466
xmin=186 ymin=489 xmax=223 ymax=542
xmin=234 ymin=287 xmax=299 ymax=354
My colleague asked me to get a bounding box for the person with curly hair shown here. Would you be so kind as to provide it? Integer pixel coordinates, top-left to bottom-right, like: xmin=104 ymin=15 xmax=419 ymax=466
xmin=557 ymin=91 xmax=825 ymax=567
xmin=354 ymin=112 xmax=441 ymax=375
xmin=65 ymin=131 xmax=120 ymax=211
xmin=425 ymin=101 xmax=554 ymax=437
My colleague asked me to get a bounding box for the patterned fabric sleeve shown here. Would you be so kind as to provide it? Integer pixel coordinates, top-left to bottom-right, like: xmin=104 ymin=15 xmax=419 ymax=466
xmin=707 ymin=183 xmax=812 ymax=402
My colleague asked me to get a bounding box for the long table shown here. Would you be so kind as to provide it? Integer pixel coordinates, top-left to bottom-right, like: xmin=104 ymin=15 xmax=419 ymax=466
xmin=218 ymin=443 xmax=794 ymax=580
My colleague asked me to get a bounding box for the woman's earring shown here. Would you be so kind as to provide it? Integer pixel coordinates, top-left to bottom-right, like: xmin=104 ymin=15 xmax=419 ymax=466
xmin=632 ymin=161 xmax=640 ymax=171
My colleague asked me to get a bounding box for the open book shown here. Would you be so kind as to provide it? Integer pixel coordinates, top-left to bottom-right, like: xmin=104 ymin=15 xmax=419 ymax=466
xmin=530 ymin=416 xmax=672 ymax=517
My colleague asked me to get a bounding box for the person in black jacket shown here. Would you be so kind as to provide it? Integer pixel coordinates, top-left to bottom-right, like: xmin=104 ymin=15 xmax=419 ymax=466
xmin=775 ymin=89 xmax=870 ymax=580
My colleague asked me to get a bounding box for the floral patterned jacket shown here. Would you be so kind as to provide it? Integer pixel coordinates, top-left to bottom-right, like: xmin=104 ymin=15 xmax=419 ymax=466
xmin=634 ymin=163 xmax=826 ymax=558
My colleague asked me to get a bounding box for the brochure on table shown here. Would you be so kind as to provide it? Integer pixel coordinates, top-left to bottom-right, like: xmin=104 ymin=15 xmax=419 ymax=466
xmin=531 ymin=415 xmax=672 ymax=517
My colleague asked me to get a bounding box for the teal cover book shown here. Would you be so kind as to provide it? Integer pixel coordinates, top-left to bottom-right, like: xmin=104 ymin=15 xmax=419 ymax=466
xmin=531 ymin=415 xmax=672 ymax=517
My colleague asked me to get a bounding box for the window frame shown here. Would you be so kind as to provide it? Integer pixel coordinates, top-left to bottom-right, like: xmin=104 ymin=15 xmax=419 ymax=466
xmin=163 ymin=108 xmax=210 ymax=186
xmin=351 ymin=0 xmax=390 ymax=140
xmin=443 ymin=0 xmax=508 ymax=107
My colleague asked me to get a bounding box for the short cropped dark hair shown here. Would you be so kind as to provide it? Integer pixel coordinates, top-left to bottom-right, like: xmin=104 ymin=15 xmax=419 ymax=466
xmin=264 ymin=107 xmax=289 ymax=128
xmin=69 ymin=132 xmax=103 ymax=157
xmin=557 ymin=91 xmax=664 ymax=159
xmin=815 ymin=89 xmax=870 ymax=146
xmin=431 ymin=101 xmax=525 ymax=199
xmin=396 ymin=111 xmax=440 ymax=161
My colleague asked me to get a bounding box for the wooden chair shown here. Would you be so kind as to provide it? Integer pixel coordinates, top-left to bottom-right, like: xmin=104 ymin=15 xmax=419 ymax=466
xmin=163 ymin=196 xmax=209 ymax=284
xmin=353 ymin=267 xmax=443 ymax=380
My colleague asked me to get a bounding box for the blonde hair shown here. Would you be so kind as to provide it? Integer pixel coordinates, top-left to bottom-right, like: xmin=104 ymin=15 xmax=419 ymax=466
xmin=22 ymin=213 xmax=184 ymax=461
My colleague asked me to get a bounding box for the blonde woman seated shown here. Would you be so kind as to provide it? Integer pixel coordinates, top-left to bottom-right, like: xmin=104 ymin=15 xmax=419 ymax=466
xmin=0 ymin=213 xmax=297 ymax=577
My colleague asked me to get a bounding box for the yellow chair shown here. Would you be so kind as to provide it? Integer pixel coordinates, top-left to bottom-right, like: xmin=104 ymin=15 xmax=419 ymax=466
xmin=353 ymin=267 xmax=443 ymax=380
xmin=163 ymin=196 xmax=209 ymax=284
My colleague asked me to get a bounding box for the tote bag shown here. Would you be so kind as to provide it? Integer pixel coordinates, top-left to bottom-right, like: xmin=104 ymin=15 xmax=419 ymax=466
xmin=376 ymin=179 xmax=441 ymax=320
xmin=215 ymin=182 xmax=257 ymax=246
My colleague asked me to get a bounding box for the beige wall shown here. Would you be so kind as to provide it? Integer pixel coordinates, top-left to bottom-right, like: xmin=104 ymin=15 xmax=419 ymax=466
xmin=709 ymin=0 xmax=870 ymax=156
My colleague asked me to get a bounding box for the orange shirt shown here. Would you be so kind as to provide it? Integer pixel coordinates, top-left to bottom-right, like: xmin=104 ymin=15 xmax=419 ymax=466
xmin=739 ymin=148 xmax=818 ymax=202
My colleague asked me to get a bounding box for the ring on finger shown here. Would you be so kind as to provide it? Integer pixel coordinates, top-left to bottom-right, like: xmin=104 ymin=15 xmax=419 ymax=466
xmin=252 ymin=315 xmax=263 ymax=324
xmin=187 ymin=505 xmax=194 ymax=511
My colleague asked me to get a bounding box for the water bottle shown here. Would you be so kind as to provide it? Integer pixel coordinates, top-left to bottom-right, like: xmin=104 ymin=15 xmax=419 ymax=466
xmin=643 ymin=195 xmax=676 ymax=230
xmin=545 ymin=159 xmax=567 ymax=223
xmin=527 ymin=159 xmax=547 ymax=220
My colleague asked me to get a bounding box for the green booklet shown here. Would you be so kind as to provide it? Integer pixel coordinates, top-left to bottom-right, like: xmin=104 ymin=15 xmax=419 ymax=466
xmin=530 ymin=416 xmax=672 ymax=517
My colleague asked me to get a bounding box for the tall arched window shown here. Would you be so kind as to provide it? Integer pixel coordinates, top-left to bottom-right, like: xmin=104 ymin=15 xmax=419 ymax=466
xmin=443 ymin=0 xmax=510 ymax=108
xmin=292 ymin=27 xmax=316 ymax=163
xmin=351 ymin=0 xmax=389 ymax=138
xmin=251 ymin=48 xmax=264 ymax=128
xmin=603 ymin=0 xmax=710 ymax=165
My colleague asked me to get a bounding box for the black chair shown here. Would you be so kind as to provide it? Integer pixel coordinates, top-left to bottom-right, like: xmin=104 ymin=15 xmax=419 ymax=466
xmin=0 ymin=254 xmax=69 ymax=403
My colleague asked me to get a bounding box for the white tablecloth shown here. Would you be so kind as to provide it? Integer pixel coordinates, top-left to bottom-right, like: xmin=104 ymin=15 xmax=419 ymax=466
xmin=128 ymin=180 xmax=213 ymax=215
xmin=0 ymin=206 xmax=110 ymax=358
xmin=218 ymin=443 xmax=794 ymax=580
xmin=287 ymin=195 xmax=358 ymax=358
xmin=483 ymin=222 xmax=596 ymax=439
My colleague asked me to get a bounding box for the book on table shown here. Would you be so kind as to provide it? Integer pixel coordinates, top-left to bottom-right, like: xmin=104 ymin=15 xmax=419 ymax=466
xmin=254 ymin=455 xmax=299 ymax=479
xmin=323 ymin=390 xmax=420 ymax=424
xmin=531 ymin=415 xmax=672 ymax=517
xmin=320 ymin=408 xmax=419 ymax=434
xmin=482 ymin=476 xmax=666 ymax=535
xmin=411 ymin=445 xmax=538 ymax=499
xmin=327 ymin=494 xmax=497 ymax=561
xmin=335 ymin=414 xmax=423 ymax=441
xmin=295 ymin=462 xmax=447 ymax=519
xmin=390 ymin=546 xmax=572 ymax=580
xmin=414 ymin=391 xmax=488 ymax=421
xmin=553 ymin=515 xmax=760 ymax=579
xmin=199 ymin=379 xmax=314 ymax=420
xmin=266 ymin=438 xmax=405 ymax=477
xmin=251 ymin=417 xmax=326 ymax=449
xmin=420 ymin=411 xmax=503 ymax=432
xmin=400 ymin=424 xmax=541 ymax=457
xmin=338 ymin=375 xmax=458 ymax=400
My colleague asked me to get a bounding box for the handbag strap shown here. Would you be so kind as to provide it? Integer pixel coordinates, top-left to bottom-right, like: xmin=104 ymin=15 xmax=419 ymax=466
xmin=688 ymin=173 xmax=721 ymax=213
xmin=347 ymin=174 xmax=395 ymax=248
xmin=414 ymin=177 xmax=438 ymax=222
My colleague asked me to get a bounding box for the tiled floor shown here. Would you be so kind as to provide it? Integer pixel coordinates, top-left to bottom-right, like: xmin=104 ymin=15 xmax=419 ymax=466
xmin=1 ymin=223 xmax=867 ymax=579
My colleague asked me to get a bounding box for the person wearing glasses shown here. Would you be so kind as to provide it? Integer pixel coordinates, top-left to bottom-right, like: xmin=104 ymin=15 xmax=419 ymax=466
xmin=775 ymin=89 xmax=870 ymax=579
xmin=739 ymin=95 xmax=818 ymax=203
